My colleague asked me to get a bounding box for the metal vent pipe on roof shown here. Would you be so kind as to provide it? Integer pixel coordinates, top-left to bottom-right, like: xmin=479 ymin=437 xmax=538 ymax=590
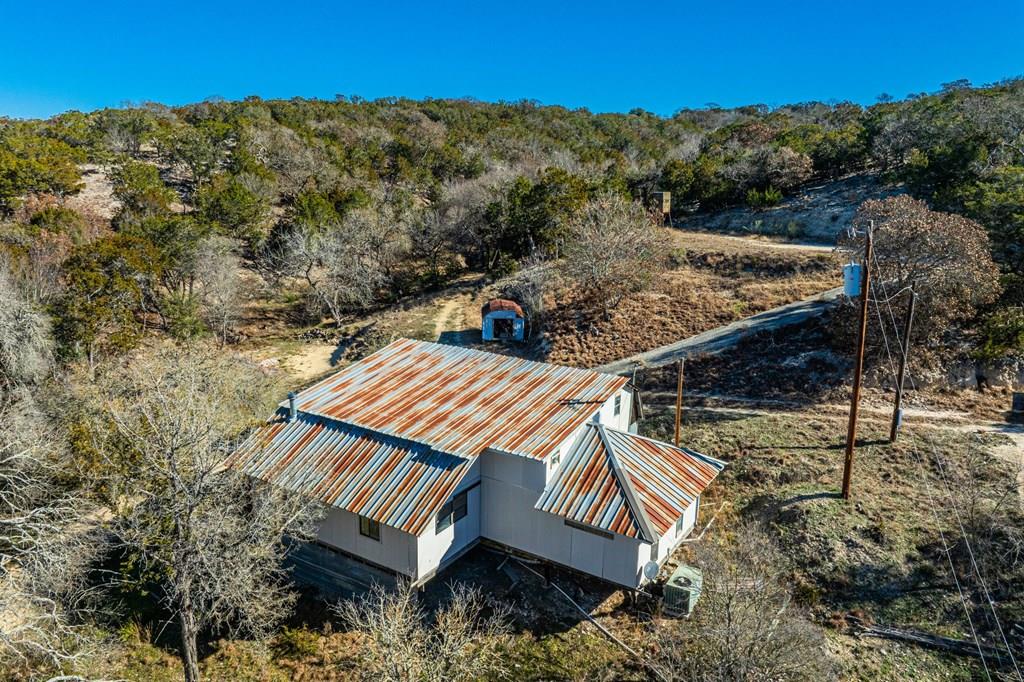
xmin=287 ymin=392 xmax=297 ymax=422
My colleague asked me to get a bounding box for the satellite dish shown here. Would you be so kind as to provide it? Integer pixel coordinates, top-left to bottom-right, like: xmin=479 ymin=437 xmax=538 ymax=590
xmin=643 ymin=561 xmax=660 ymax=581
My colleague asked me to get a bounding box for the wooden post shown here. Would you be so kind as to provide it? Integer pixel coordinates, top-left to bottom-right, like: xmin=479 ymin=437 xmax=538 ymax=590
xmin=890 ymin=284 xmax=917 ymax=442
xmin=842 ymin=227 xmax=872 ymax=500
xmin=674 ymin=359 xmax=684 ymax=447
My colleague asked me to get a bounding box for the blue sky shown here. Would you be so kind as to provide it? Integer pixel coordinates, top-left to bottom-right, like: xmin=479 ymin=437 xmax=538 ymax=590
xmin=1 ymin=1 xmax=1022 ymax=119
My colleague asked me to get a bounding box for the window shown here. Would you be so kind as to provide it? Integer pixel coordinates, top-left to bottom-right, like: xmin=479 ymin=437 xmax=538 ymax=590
xmin=359 ymin=515 xmax=380 ymax=541
xmin=614 ymin=394 xmax=622 ymax=416
xmin=675 ymin=515 xmax=685 ymax=535
xmin=435 ymin=490 xmax=468 ymax=533
xmin=650 ymin=540 xmax=660 ymax=561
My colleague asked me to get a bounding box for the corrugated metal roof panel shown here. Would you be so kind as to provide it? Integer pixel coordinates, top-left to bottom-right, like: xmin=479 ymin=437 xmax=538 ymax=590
xmin=606 ymin=428 xmax=725 ymax=537
xmin=229 ymin=411 xmax=471 ymax=536
xmin=534 ymin=424 xmax=644 ymax=538
xmin=535 ymin=424 xmax=724 ymax=540
xmin=290 ymin=338 xmax=627 ymax=460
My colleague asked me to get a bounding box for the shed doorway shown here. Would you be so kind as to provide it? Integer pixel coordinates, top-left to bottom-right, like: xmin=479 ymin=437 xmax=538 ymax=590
xmin=493 ymin=317 xmax=515 ymax=339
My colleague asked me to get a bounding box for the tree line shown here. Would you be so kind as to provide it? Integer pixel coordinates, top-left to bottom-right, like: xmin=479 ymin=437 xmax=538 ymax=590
xmin=1 ymin=78 xmax=1023 ymax=679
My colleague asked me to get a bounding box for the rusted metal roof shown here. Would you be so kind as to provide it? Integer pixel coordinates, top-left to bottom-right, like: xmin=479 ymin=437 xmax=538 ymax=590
xmin=533 ymin=424 xmax=645 ymax=538
xmin=229 ymin=411 xmax=471 ymax=536
xmin=481 ymin=298 xmax=524 ymax=318
xmin=536 ymin=424 xmax=725 ymax=541
xmin=290 ymin=338 xmax=627 ymax=460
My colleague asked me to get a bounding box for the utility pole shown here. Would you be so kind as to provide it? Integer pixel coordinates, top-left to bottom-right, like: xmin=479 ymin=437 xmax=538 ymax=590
xmin=842 ymin=226 xmax=872 ymax=500
xmin=889 ymin=283 xmax=917 ymax=442
xmin=674 ymin=358 xmax=684 ymax=447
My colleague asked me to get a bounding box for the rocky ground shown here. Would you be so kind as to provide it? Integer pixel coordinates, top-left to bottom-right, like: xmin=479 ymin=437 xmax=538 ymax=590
xmin=677 ymin=172 xmax=903 ymax=242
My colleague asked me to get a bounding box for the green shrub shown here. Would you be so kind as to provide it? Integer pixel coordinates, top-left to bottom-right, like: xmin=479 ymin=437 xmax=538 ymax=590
xmin=668 ymin=246 xmax=689 ymax=268
xmin=275 ymin=626 xmax=319 ymax=659
xmin=975 ymin=307 xmax=1024 ymax=360
xmin=745 ymin=186 xmax=783 ymax=209
xmin=29 ymin=205 xmax=86 ymax=239
xmin=163 ymin=293 xmax=208 ymax=341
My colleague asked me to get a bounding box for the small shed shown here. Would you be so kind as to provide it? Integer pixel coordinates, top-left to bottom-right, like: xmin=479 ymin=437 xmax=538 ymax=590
xmin=481 ymin=299 xmax=525 ymax=342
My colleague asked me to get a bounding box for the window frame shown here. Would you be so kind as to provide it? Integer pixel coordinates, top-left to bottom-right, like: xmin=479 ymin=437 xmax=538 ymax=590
xmin=435 ymin=489 xmax=469 ymax=534
xmin=359 ymin=515 xmax=381 ymax=542
xmin=614 ymin=394 xmax=622 ymax=416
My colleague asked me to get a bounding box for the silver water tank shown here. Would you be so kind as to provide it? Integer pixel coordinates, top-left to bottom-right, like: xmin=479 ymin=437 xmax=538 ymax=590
xmin=843 ymin=262 xmax=863 ymax=297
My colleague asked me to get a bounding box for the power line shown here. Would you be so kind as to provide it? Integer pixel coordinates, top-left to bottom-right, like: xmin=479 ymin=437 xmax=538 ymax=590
xmin=870 ymin=256 xmax=1022 ymax=680
xmin=872 ymin=257 xmax=1021 ymax=679
xmin=865 ymin=279 xmax=994 ymax=678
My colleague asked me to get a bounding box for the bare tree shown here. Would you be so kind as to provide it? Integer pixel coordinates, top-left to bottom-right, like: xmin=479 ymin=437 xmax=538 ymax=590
xmin=286 ymin=213 xmax=389 ymax=326
xmin=842 ymin=196 xmax=1001 ymax=340
xmin=0 ymin=393 xmax=104 ymax=677
xmin=560 ymin=194 xmax=667 ymax=316
xmin=0 ymin=259 xmax=53 ymax=387
xmin=498 ymin=256 xmax=553 ymax=339
xmin=244 ymin=122 xmax=337 ymax=197
xmin=653 ymin=523 xmax=833 ymax=682
xmin=335 ymin=580 xmax=511 ymax=682
xmin=352 ymin=203 xmax=412 ymax=287
xmin=89 ymin=345 xmax=319 ymax=682
xmin=410 ymin=209 xmax=462 ymax=284
xmin=193 ymin=236 xmax=243 ymax=346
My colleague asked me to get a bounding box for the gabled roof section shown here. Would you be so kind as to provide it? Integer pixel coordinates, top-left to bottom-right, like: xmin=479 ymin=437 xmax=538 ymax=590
xmin=228 ymin=411 xmax=471 ymax=536
xmin=536 ymin=424 xmax=725 ymax=541
xmin=289 ymin=338 xmax=628 ymax=460
xmin=534 ymin=424 xmax=649 ymax=540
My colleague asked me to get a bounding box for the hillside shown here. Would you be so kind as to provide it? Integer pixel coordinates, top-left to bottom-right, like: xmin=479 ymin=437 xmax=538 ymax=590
xmin=2 ymin=81 xmax=1024 ymax=682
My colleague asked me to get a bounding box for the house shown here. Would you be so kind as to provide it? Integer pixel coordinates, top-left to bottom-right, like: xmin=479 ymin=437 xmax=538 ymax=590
xmin=481 ymin=299 xmax=525 ymax=342
xmin=230 ymin=339 xmax=724 ymax=590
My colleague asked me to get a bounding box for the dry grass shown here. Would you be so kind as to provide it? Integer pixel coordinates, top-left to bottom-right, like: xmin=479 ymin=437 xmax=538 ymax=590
xmin=543 ymin=235 xmax=838 ymax=367
xmin=645 ymin=406 xmax=1019 ymax=681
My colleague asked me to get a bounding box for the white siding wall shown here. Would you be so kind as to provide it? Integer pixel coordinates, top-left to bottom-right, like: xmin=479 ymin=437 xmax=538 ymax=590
xmin=415 ymin=460 xmax=482 ymax=578
xmin=544 ymin=389 xmax=633 ymax=484
xmin=590 ymin=388 xmax=632 ymax=431
xmin=482 ymin=448 xmax=647 ymax=587
xmin=316 ymin=506 xmax=418 ymax=578
xmin=640 ymin=497 xmax=701 ymax=571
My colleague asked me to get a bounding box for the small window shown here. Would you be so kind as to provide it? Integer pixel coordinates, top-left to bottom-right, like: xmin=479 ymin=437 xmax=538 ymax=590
xmin=614 ymin=394 xmax=622 ymax=416
xmin=650 ymin=540 xmax=660 ymax=561
xmin=675 ymin=514 xmax=685 ymax=535
xmin=436 ymin=490 xmax=468 ymax=533
xmin=359 ymin=515 xmax=380 ymax=541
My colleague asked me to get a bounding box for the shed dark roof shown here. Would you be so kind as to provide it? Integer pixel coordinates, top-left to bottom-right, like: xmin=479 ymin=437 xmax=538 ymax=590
xmin=481 ymin=299 xmax=524 ymax=318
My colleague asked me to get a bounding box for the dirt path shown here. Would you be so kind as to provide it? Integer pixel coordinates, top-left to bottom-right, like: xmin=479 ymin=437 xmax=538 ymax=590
xmin=433 ymin=291 xmax=482 ymax=345
xmin=434 ymin=296 xmax=464 ymax=339
xmin=597 ymin=287 xmax=843 ymax=375
xmin=282 ymin=344 xmax=339 ymax=383
xmin=676 ymin=229 xmax=835 ymax=253
xmin=648 ymin=392 xmax=1024 ymax=504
